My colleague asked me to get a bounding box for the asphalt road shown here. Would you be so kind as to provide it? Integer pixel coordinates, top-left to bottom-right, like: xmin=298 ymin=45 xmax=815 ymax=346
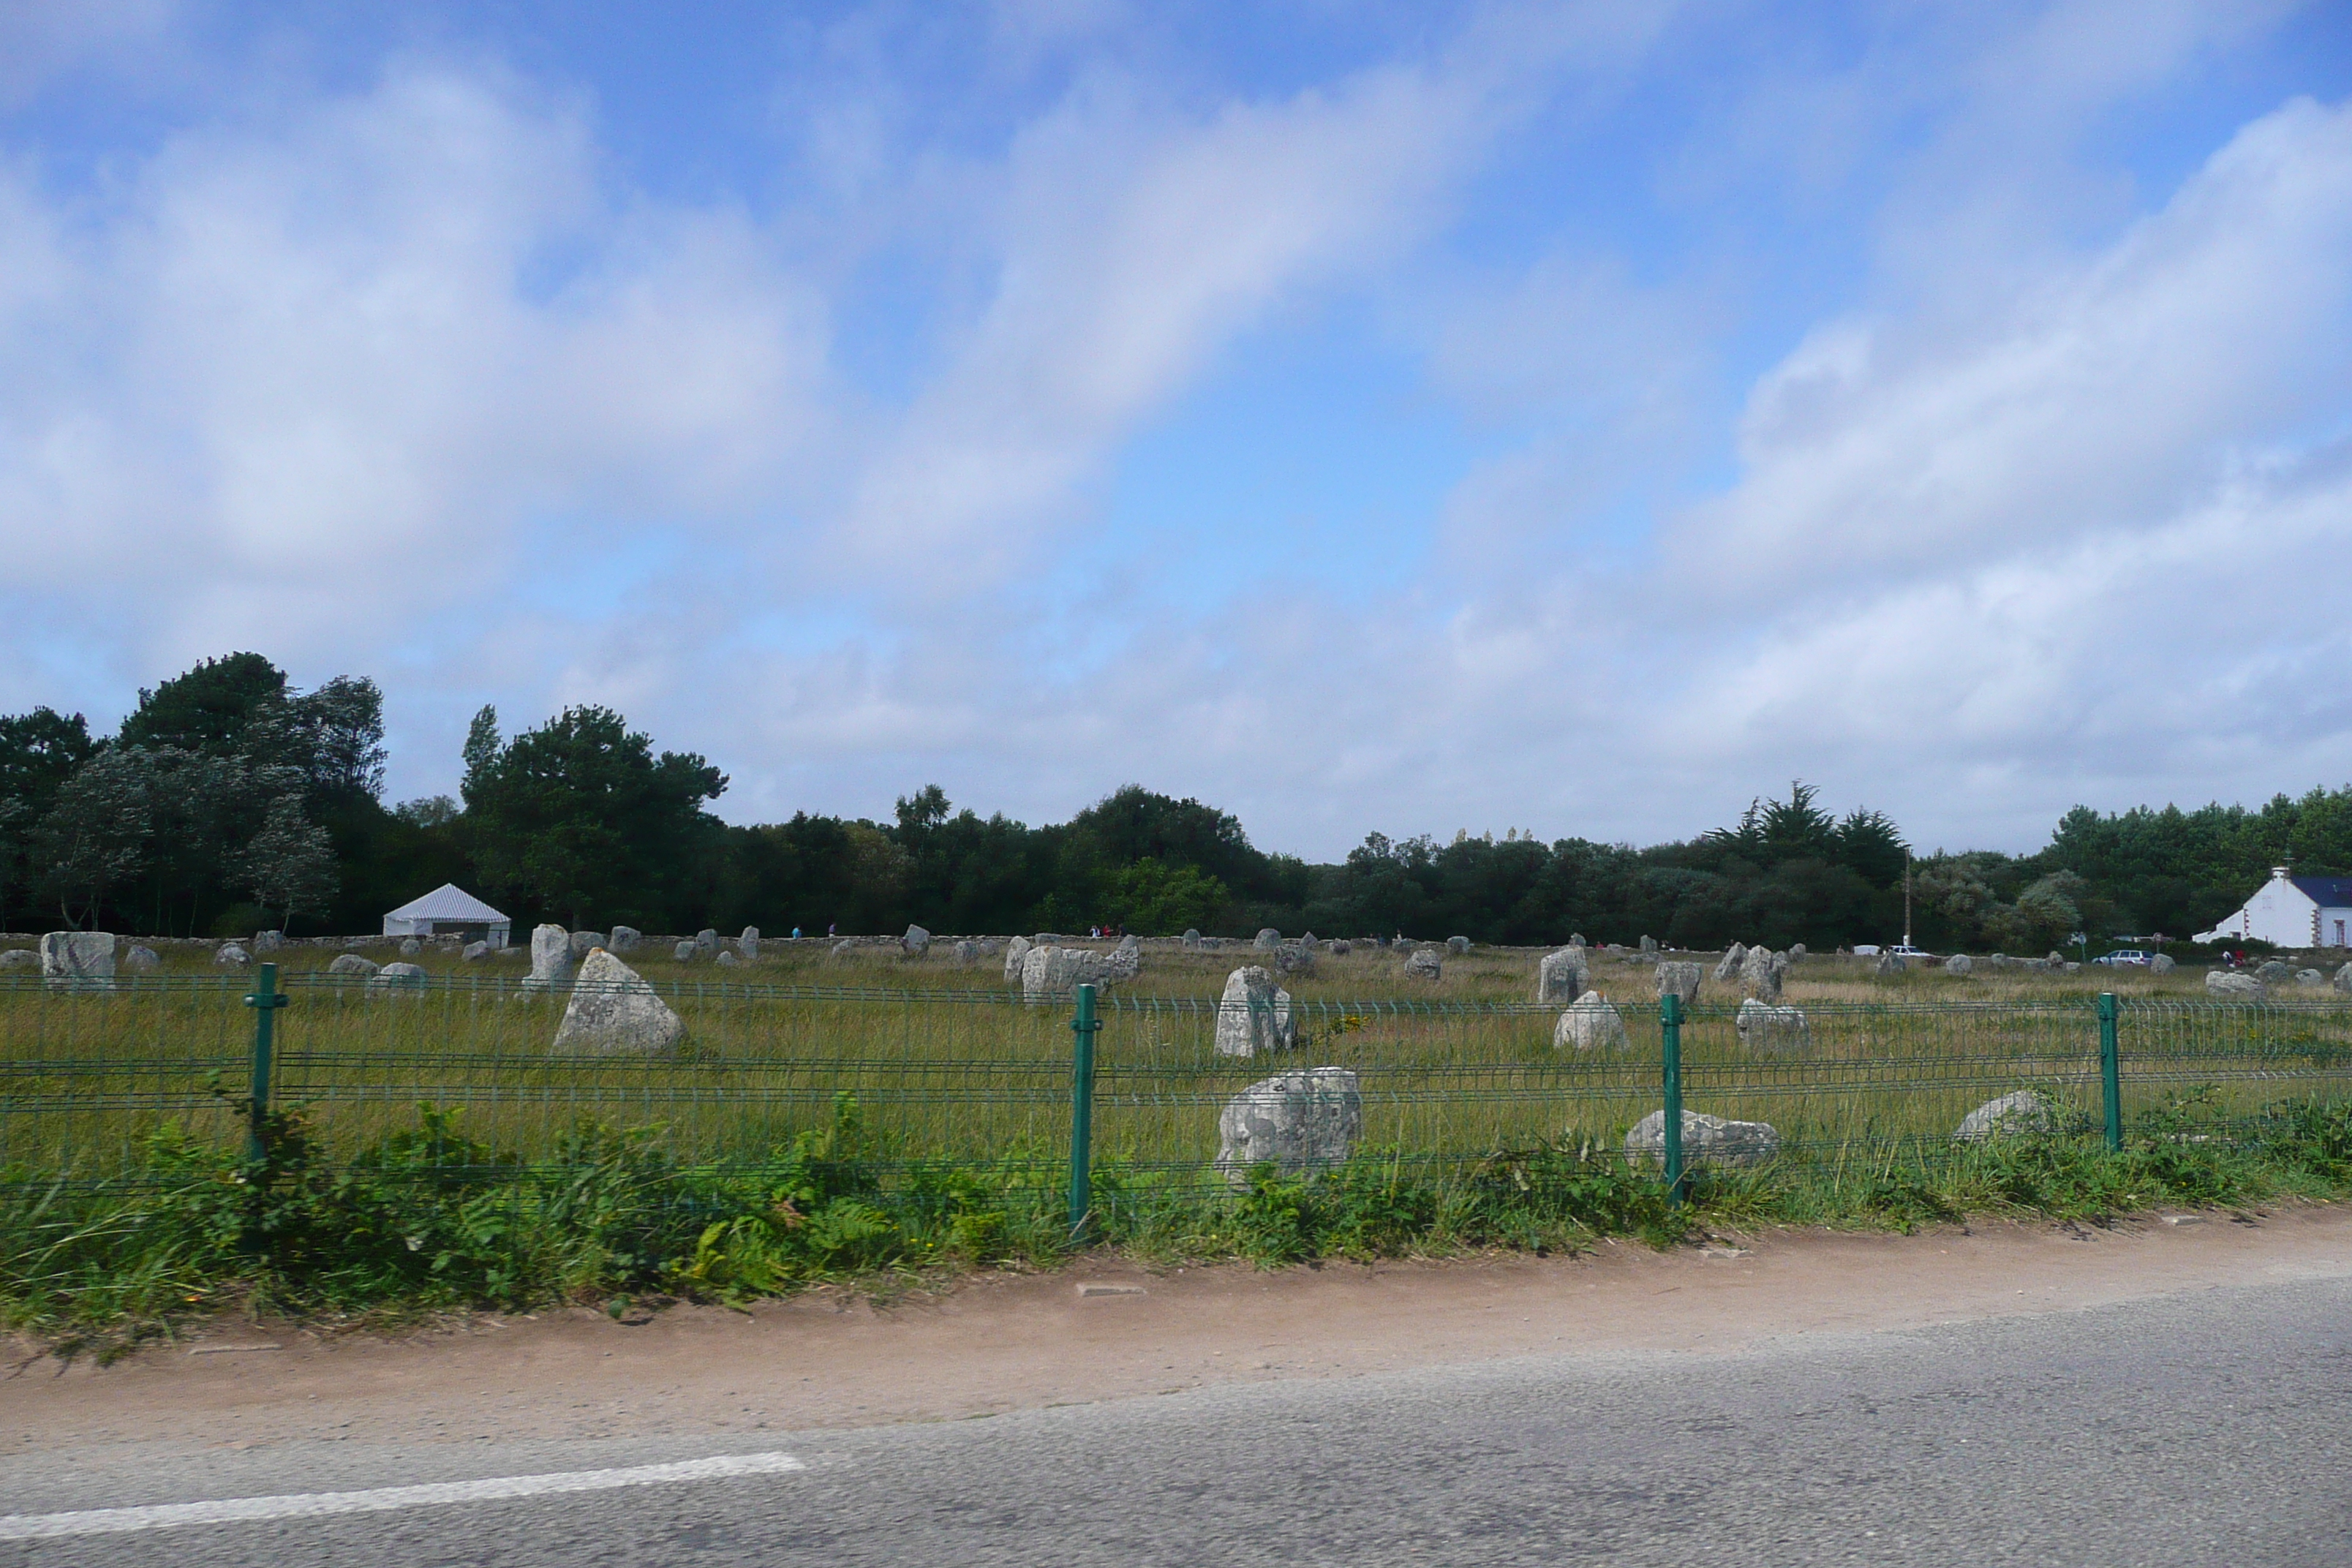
xmin=6 ymin=1274 xmax=2348 ymax=1567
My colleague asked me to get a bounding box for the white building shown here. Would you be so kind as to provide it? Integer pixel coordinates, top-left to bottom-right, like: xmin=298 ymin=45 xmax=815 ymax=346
xmin=2194 ymin=867 xmax=2352 ymax=949
xmin=382 ymin=883 xmax=510 ymax=949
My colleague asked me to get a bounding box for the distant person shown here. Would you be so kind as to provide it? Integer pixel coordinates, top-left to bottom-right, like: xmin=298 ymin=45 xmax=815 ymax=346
xmin=791 ymin=926 xmax=802 ymax=941
xmin=828 ymin=922 xmax=837 ymax=939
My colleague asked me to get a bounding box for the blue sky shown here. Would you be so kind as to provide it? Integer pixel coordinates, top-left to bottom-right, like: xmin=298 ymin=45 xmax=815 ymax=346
xmin=4 ymin=1 xmax=2351 ymax=858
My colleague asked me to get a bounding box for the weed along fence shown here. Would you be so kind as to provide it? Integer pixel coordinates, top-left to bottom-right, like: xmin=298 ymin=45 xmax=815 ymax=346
xmin=6 ymin=967 xmax=2352 ymax=1218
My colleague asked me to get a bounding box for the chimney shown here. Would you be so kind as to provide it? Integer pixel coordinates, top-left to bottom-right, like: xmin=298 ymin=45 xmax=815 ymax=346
xmin=2273 ymin=865 xmax=2293 ymax=881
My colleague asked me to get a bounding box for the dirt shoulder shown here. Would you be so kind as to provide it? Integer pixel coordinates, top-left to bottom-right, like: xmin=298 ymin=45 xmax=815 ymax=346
xmin=10 ymin=1205 xmax=2351 ymax=1450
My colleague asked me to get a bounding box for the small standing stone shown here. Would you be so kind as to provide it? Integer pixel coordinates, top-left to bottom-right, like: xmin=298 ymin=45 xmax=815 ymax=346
xmin=253 ymin=930 xmax=284 ymax=954
xmin=902 ymin=924 xmax=930 ymax=956
xmin=1021 ymin=944 xmax=1109 ymax=1000
xmin=122 ymin=945 xmax=162 ymax=972
xmin=1639 ymin=935 xmax=1659 ymax=957
xmin=1711 ymin=943 xmax=1748 ymax=983
xmin=1272 ymin=941 xmax=1314 ymax=977
xmin=1447 ymin=935 xmax=1470 ymax=955
xmin=1183 ymin=930 xmax=1202 ymax=950
xmin=1953 ymin=1091 xmax=2054 ymax=1142
xmin=608 ymin=926 xmax=643 ymax=954
xmin=400 ymin=937 xmax=423 ymax=957
xmin=696 ymin=929 xmax=720 ymax=956
xmin=2206 ymin=970 xmax=2261 ymax=998
xmin=1945 ymin=954 xmax=1974 ymax=977
xmin=677 ymin=941 xmax=700 ymax=962
xmin=1654 ymin=961 xmax=1702 ymax=1006
xmin=0 ymin=949 xmax=40 ymax=970
xmin=1875 ymin=951 xmax=1907 ymax=977
xmin=1330 ymin=939 xmax=1352 ymax=957
xmin=1624 ymin=1109 xmax=1779 ymax=1169
xmin=1002 ymin=935 xmax=1033 ymax=983
xmin=715 ymin=951 xmax=738 ymax=968
xmin=326 ymin=954 xmax=380 ymax=978
xmin=1403 ymin=947 xmax=1442 ymax=981
xmin=464 ymin=941 xmax=492 ymax=962
xmin=1254 ymin=928 xmax=1282 ymax=950
xmin=1216 ymin=1068 xmax=1362 ymax=1184
xmin=739 ymin=927 xmax=761 ymax=961
xmin=369 ymin=962 xmax=429 ymax=993
xmin=1553 ymin=991 xmax=1627 ymax=1052
xmin=1734 ymin=999 xmax=1810 ymax=1054
xmin=954 ymin=939 xmax=981 ymax=964
xmin=568 ymin=931 xmax=606 ymax=960
xmin=830 ymin=939 xmax=854 ymax=959
xmin=2149 ymin=953 xmax=2175 ymax=975
xmin=2334 ymin=961 xmax=2352 ymax=994
xmin=215 ymin=943 xmax=252 ymax=967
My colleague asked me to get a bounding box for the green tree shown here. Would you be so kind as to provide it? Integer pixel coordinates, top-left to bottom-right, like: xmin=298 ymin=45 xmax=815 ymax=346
xmin=1103 ymin=858 xmax=1232 ymax=934
xmin=461 ymin=705 xmax=727 ymax=927
xmin=0 ymin=708 xmax=97 ymax=923
xmin=117 ymin=653 xmax=287 ymax=755
xmin=35 ymin=748 xmax=154 ymax=927
xmin=240 ymin=796 xmax=340 ymax=932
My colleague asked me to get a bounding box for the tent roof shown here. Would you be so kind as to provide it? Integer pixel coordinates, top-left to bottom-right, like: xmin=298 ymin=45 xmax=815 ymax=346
xmin=385 ymin=883 xmax=508 ymax=923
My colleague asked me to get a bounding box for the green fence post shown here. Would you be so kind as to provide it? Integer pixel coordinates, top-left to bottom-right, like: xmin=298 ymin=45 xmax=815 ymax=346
xmin=1069 ymin=982 xmax=1100 ymax=1241
xmin=2097 ymin=990 xmax=2122 ymax=1152
xmin=243 ymin=962 xmax=288 ymax=1164
xmin=1660 ymin=990 xmax=1685 ymax=1205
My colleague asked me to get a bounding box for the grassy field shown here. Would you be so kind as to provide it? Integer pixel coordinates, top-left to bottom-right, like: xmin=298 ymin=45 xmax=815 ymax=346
xmin=5 ymin=938 xmax=2349 ymax=1186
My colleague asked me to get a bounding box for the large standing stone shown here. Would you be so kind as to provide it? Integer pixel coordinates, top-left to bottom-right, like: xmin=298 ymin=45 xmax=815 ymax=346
xmin=326 ymin=954 xmax=380 ymax=979
xmin=1021 ymin=944 xmax=1109 ymax=1000
xmin=1216 ymin=1068 xmax=1362 ymax=1184
xmin=123 ymin=944 xmax=161 ymax=973
xmin=608 ymin=926 xmax=642 ymax=954
xmin=2149 ymin=953 xmax=2174 ymax=975
xmin=1535 ymin=946 xmax=1589 ymax=1004
xmin=2334 ymin=961 xmax=2352 ymax=994
xmin=1447 ymin=935 xmax=1471 ymax=955
xmin=1403 ymin=947 xmax=1442 ymax=981
xmin=1654 ymin=961 xmax=1702 ymax=1007
xmin=552 ymin=949 xmax=684 ymax=1055
xmin=369 ymin=962 xmax=429 ymax=994
xmin=40 ymin=932 xmax=116 ymax=990
xmin=1711 ymin=944 xmax=1748 ymax=983
xmin=1734 ymin=999 xmax=1811 ymax=1054
xmin=1254 ymin=928 xmax=1282 ymax=950
xmin=2206 ymin=970 xmax=2262 ymax=999
xmin=901 ymin=924 xmax=930 ymax=957
xmin=1553 ymin=991 xmax=1628 ymax=1052
xmin=1624 ymin=1109 xmax=1779 ymax=1169
xmin=1945 ymin=954 xmax=1975 ymax=977
xmin=1953 ymin=1091 xmax=2054 ymax=1142
xmin=1214 ymin=966 xmax=1296 ymax=1058
xmin=215 ymin=943 xmax=252 ymax=967
xmin=1741 ymin=945 xmax=1787 ymax=1002
xmin=1003 ymin=935 xmax=1033 ymax=984
xmin=522 ymin=924 xmax=576 ymax=994
xmin=1272 ymin=941 xmax=1314 ymax=977
xmin=739 ymin=927 xmax=762 ymax=961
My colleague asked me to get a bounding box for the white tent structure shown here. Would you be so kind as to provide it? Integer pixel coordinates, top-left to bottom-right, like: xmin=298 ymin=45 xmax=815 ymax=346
xmin=383 ymin=883 xmax=510 ymax=949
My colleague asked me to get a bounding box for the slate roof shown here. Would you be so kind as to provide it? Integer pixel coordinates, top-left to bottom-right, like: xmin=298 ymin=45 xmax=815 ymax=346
xmin=384 ymin=883 xmax=508 ymax=922
xmin=2290 ymin=877 xmax=2352 ymax=909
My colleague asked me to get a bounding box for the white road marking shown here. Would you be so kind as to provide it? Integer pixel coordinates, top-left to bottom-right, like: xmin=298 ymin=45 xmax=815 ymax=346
xmin=0 ymin=1451 xmax=807 ymax=1539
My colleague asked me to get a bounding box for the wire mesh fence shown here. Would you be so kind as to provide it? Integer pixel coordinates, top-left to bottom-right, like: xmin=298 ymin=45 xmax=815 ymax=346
xmin=7 ymin=970 xmax=2352 ymax=1198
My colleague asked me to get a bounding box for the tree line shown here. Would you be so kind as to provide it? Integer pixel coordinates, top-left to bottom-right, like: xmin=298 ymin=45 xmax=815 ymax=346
xmin=3 ymin=652 xmax=2348 ymax=951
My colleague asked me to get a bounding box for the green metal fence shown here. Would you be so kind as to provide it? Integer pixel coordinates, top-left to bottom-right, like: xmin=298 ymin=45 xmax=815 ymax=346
xmin=7 ymin=968 xmax=2352 ymax=1212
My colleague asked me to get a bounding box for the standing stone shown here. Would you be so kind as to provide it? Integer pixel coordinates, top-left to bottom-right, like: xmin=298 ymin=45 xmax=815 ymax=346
xmin=40 ymin=932 xmax=116 ymax=990
xmin=1553 ymin=991 xmax=1628 ymax=1052
xmin=568 ymin=931 xmax=605 ymax=960
xmin=2149 ymin=953 xmax=2175 ymax=975
xmin=1711 ymin=943 xmax=1748 ymax=984
xmin=716 ymin=951 xmax=739 ymax=968
xmin=326 ymin=954 xmax=380 ymax=979
xmin=2335 ymin=961 xmax=2352 ymax=995
xmin=696 ymin=929 xmax=720 ymax=957
xmin=1254 ymin=928 xmax=1282 ymax=950
xmin=369 ymin=962 xmax=429 ymax=993
xmin=902 ymin=924 xmax=930 ymax=957
xmin=552 ymin=949 xmax=684 ymax=1055
xmin=1021 ymin=944 xmax=1109 ymax=1000
xmin=1953 ymin=1091 xmax=2054 ymax=1143
xmin=1945 ymin=954 xmax=1975 ymax=977
xmin=1447 ymin=935 xmax=1471 ymax=956
xmin=1183 ymin=930 xmax=1202 ymax=950
xmin=400 ymin=937 xmax=423 ymax=957
xmin=1734 ymin=999 xmax=1811 ymax=1054
xmin=829 ymin=939 xmax=854 ymax=959
xmin=1624 ymin=1109 xmax=1779 ymax=1169
xmin=2206 ymin=970 xmax=2261 ymax=998
xmin=1331 ymin=939 xmax=1352 ymax=957
xmin=1300 ymin=932 xmax=1319 ymax=949
xmin=253 ymin=930 xmax=284 ymax=954
xmin=739 ymin=927 xmax=762 ymax=961
xmin=1741 ymin=945 xmax=1786 ymax=1003
xmin=0 ymin=949 xmax=40 ymax=970
xmin=1654 ymin=961 xmax=1702 ymax=1007
xmin=122 ymin=945 xmax=161 ymax=973
xmin=2046 ymin=951 xmax=2068 ymax=967
xmin=1272 ymin=941 xmax=1314 ymax=977
xmin=214 ymin=943 xmax=252 ymax=967
xmin=1787 ymin=943 xmax=1806 ymax=960
xmin=2255 ymin=959 xmax=2293 ymax=985
xmin=1215 ymin=966 xmax=1296 ymax=1058
xmin=1216 ymin=1068 xmax=1362 ymax=1184
xmin=1875 ymin=951 xmax=1907 ymax=977
xmin=1639 ymin=935 xmax=1659 ymax=957
xmin=608 ymin=926 xmax=642 ymax=954
xmin=678 ymin=941 xmax=701 ymax=962
xmin=464 ymin=941 xmax=492 ymax=962
xmin=950 ymin=940 xmax=979 ymax=964
xmin=2297 ymin=968 xmax=2325 ymax=987
xmin=1003 ymin=935 xmax=1033 ymax=984
xmin=1403 ymin=947 xmax=1443 ymax=981
xmin=1568 ymin=934 xmax=1586 ymax=949
xmin=523 ymin=924 xmax=576 ymax=994
xmin=1535 ymin=946 xmax=1590 ymax=1005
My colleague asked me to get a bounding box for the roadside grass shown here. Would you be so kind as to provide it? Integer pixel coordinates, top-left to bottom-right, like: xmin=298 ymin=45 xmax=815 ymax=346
xmin=7 ymin=1089 xmax=2351 ymax=1362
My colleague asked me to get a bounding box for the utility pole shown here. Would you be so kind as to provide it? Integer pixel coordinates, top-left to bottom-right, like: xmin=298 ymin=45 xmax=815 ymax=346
xmin=1903 ymin=852 xmax=1913 ymax=949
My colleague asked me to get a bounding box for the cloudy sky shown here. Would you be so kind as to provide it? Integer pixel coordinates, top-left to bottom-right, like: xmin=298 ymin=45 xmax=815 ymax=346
xmin=4 ymin=1 xmax=2350 ymax=857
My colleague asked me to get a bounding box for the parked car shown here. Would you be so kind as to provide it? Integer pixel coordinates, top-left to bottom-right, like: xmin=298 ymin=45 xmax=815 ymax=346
xmin=2094 ymin=949 xmax=2152 ymax=967
xmin=1889 ymin=944 xmax=1929 ymax=958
